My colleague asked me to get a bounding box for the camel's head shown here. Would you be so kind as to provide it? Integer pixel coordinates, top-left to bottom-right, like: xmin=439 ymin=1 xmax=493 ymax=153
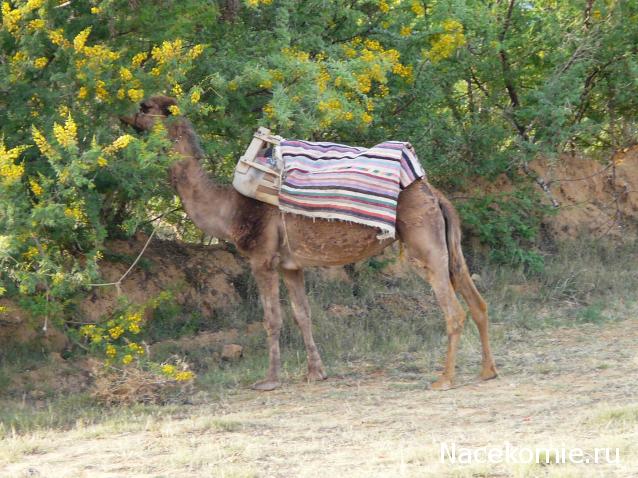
xmin=120 ymin=95 xmax=178 ymax=132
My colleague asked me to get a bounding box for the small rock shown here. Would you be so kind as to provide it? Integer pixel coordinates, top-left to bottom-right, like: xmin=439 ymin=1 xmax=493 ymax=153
xmin=221 ymin=344 xmax=243 ymax=361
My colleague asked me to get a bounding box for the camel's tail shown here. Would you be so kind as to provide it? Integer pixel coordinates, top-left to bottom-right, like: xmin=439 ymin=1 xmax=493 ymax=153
xmin=435 ymin=190 xmax=467 ymax=287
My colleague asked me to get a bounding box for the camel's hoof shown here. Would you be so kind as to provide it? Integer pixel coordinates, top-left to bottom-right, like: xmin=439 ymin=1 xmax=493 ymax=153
xmin=431 ymin=377 xmax=454 ymax=391
xmin=306 ymin=368 xmax=327 ymax=383
xmin=251 ymin=379 xmax=281 ymax=391
xmin=480 ymin=365 xmax=498 ymax=381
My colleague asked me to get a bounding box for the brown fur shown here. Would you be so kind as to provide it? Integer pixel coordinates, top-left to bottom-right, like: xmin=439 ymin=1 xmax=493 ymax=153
xmin=121 ymin=96 xmax=497 ymax=391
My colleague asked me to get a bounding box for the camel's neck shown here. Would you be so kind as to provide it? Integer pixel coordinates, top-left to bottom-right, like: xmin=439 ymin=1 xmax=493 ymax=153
xmin=167 ymin=120 xmax=235 ymax=241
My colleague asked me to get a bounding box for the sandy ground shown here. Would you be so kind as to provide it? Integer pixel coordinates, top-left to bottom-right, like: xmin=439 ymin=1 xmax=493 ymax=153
xmin=1 ymin=318 xmax=637 ymax=478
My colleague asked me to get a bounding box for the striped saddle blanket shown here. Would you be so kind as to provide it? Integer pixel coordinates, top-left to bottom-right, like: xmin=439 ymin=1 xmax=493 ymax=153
xmin=278 ymin=139 xmax=425 ymax=239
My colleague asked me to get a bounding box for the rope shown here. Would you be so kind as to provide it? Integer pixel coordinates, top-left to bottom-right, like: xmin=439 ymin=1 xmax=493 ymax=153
xmin=280 ymin=211 xmax=296 ymax=260
xmin=276 ymin=145 xmax=297 ymax=261
xmin=87 ymin=227 xmax=157 ymax=295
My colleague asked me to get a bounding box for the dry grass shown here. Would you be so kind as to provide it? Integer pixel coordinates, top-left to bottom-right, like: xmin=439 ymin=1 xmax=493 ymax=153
xmin=90 ymin=359 xmax=194 ymax=406
xmin=1 ymin=316 xmax=637 ymax=477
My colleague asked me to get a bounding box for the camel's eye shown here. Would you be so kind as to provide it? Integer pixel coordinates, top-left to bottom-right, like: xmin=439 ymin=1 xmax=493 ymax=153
xmin=140 ymin=102 xmax=151 ymax=113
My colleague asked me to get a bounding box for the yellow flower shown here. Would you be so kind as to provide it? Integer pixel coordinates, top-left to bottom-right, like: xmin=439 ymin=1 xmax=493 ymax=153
xmin=73 ymin=27 xmax=92 ymax=52
xmin=27 ymin=19 xmax=45 ymax=31
xmin=11 ymin=51 xmax=26 ymax=64
xmin=150 ymin=67 xmax=161 ymax=76
xmin=343 ymin=46 xmax=357 ymax=58
xmin=77 ymin=87 xmax=88 ymax=100
xmin=400 ymin=26 xmax=412 ymax=37
xmin=0 ymin=140 xmax=28 ymax=186
xmin=190 ymin=90 xmax=201 ymax=104
xmin=52 ymin=114 xmax=77 ymax=148
xmin=263 ymin=104 xmax=274 ymax=118
xmin=23 ymin=246 xmax=39 ymax=260
xmin=379 ymin=0 xmax=389 ymax=13
xmin=411 ymin=1 xmax=425 ymax=16
xmin=282 ymin=47 xmax=309 ymax=62
xmin=131 ymin=52 xmax=147 ymax=67
xmin=104 ymin=134 xmax=134 ymax=154
xmin=29 ymin=178 xmax=43 ymax=196
xmin=174 ymin=371 xmax=194 ymax=381
xmin=427 ymin=19 xmax=466 ymax=62
xmin=392 ymin=63 xmax=413 ymax=81
xmin=64 ymin=203 xmax=87 ymax=224
xmin=442 ymin=19 xmax=464 ymax=33
xmin=355 ymin=73 xmax=372 ymax=94
xmin=117 ymin=89 xmax=126 ymax=100
xmin=119 ymin=67 xmax=133 ymax=81
xmin=65 ymin=113 xmax=77 ymax=138
xmin=171 ymin=83 xmax=183 ymax=97
xmin=361 ymin=112 xmax=373 ymax=124
xmin=317 ymin=99 xmax=341 ymax=112
xmin=168 ymin=105 xmax=181 ymax=115
xmin=161 ymin=364 xmax=176 ymax=375
xmin=316 ymin=68 xmax=330 ymax=93
xmin=58 ymin=168 xmax=69 ymax=184
xmin=79 ymin=324 xmax=96 ymax=336
xmin=108 ymin=325 xmax=124 ymax=339
xmin=364 ymin=39 xmax=382 ymax=51
xmin=128 ymin=342 xmax=144 ymax=355
xmin=188 ymin=44 xmax=205 ymax=59
xmin=151 ymin=39 xmax=183 ymax=65
xmin=34 ymin=57 xmax=48 ymax=69
xmin=97 ymin=156 xmax=108 ymax=167
xmin=228 ymin=80 xmax=238 ymax=91
xmin=91 ymin=6 xmax=101 ymax=14
xmin=127 ymin=311 xmax=143 ymax=323
xmin=342 ymin=111 xmax=353 ymax=121
xmin=32 ymin=125 xmax=55 ymax=158
xmin=128 ymin=88 xmax=144 ymax=102
xmin=96 ymin=80 xmax=108 ymax=101
xmin=48 ymin=29 xmax=68 ymax=47
xmin=2 ymin=2 xmax=22 ymax=34
xmin=80 ymin=43 xmax=119 ymax=65
xmin=106 ymin=344 xmax=116 ymax=357
xmin=270 ymin=69 xmax=284 ymax=81
xmin=52 ymin=272 xmax=65 ymax=286
xmin=122 ymin=354 xmax=133 ymax=364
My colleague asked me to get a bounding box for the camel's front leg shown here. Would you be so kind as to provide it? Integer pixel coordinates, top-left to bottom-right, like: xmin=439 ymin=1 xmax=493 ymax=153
xmin=282 ymin=268 xmax=326 ymax=382
xmin=251 ymin=262 xmax=283 ymax=391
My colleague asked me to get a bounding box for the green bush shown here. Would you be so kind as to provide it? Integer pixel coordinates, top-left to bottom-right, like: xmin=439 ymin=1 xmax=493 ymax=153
xmin=458 ymin=188 xmax=549 ymax=271
xmin=1 ymin=0 xmax=636 ymax=348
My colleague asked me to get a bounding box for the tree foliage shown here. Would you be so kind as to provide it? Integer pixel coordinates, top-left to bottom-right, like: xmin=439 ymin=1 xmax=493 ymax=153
xmin=1 ymin=0 xmax=637 ymax=329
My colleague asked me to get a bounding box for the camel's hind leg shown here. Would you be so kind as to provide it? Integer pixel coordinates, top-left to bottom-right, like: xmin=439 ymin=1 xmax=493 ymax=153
xmin=452 ymin=268 xmax=497 ymax=381
xmin=435 ymin=190 xmax=498 ymax=381
xmin=282 ymin=268 xmax=327 ymax=382
xmin=401 ymin=220 xmax=466 ymax=390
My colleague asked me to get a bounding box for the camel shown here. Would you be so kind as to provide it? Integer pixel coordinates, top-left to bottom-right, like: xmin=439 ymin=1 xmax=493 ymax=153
xmin=121 ymin=95 xmax=497 ymax=391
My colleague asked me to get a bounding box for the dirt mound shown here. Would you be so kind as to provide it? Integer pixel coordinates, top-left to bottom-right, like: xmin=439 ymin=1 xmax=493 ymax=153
xmin=79 ymin=237 xmax=245 ymax=323
xmin=530 ymin=146 xmax=638 ymax=240
xmin=0 ymin=299 xmax=68 ymax=352
xmin=463 ymin=146 xmax=638 ymax=241
xmin=1 ymin=238 xmax=246 ymax=354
